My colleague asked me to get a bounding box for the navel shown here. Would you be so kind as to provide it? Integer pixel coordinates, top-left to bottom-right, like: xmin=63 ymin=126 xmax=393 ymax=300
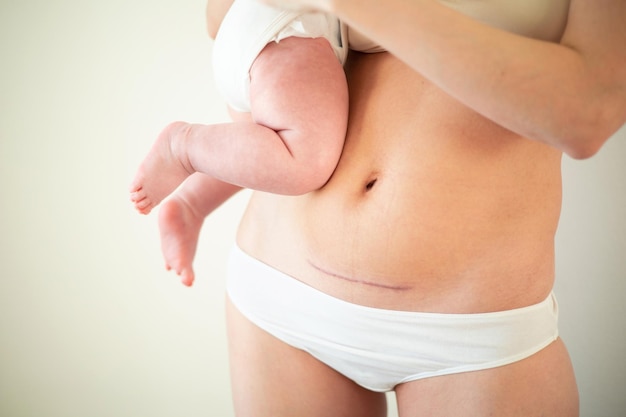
xmin=365 ymin=178 xmax=377 ymax=191
xmin=364 ymin=172 xmax=380 ymax=193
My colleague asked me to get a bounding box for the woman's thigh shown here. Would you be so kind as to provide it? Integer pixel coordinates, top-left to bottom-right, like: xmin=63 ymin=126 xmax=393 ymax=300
xmin=225 ymin=298 xmax=387 ymax=417
xmin=395 ymin=338 xmax=579 ymax=417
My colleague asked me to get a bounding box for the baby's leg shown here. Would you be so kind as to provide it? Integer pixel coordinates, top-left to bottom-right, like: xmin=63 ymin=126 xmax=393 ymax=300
xmin=130 ymin=121 xmax=196 ymax=214
xmin=247 ymin=36 xmax=349 ymax=191
xmin=130 ymin=36 xmax=347 ymax=213
xmin=158 ymin=173 xmax=241 ymax=286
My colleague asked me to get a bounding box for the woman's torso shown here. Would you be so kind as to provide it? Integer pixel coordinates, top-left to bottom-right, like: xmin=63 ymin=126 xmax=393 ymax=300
xmin=236 ymin=0 xmax=570 ymax=314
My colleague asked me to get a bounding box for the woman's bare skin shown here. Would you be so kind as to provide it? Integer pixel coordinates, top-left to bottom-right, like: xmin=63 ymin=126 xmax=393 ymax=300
xmin=225 ymin=0 xmax=626 ymax=415
xmin=231 ymin=45 xmax=573 ymax=417
xmin=134 ymin=0 xmax=626 ymax=414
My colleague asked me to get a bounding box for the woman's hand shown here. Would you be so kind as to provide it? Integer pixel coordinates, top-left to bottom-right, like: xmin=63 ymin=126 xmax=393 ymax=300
xmin=258 ymin=0 xmax=332 ymax=13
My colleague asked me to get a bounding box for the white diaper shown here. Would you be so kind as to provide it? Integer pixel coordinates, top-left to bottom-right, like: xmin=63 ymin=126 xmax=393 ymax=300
xmin=212 ymin=0 xmax=348 ymax=112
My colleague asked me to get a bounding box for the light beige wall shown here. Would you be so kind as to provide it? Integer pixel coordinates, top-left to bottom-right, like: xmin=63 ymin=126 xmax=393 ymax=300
xmin=556 ymin=135 xmax=626 ymax=417
xmin=1 ymin=1 xmax=624 ymax=416
xmin=1 ymin=1 xmax=239 ymax=415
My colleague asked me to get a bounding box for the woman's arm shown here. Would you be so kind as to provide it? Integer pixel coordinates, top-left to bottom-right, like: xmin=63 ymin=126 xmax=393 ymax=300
xmin=206 ymin=0 xmax=234 ymax=39
xmin=263 ymin=0 xmax=626 ymax=158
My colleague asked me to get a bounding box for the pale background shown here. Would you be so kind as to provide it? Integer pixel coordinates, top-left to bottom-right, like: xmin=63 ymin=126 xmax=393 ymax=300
xmin=1 ymin=1 xmax=624 ymax=416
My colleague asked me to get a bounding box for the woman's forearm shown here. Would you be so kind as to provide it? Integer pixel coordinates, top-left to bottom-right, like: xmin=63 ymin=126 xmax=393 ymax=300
xmin=330 ymin=0 xmax=626 ymax=158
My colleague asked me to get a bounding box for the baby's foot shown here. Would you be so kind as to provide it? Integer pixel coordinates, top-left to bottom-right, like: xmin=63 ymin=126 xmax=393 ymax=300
xmin=158 ymin=195 xmax=204 ymax=286
xmin=130 ymin=122 xmax=193 ymax=215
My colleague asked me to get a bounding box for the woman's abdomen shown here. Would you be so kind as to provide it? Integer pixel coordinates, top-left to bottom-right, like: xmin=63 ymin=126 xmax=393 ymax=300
xmin=237 ymin=52 xmax=563 ymax=313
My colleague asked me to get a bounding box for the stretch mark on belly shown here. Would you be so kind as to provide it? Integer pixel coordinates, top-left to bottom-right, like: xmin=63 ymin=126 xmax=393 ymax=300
xmin=309 ymin=261 xmax=412 ymax=291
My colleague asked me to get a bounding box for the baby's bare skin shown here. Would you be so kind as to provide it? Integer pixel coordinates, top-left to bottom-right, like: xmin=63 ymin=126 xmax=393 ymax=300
xmin=157 ymin=174 xmax=240 ymax=286
xmin=130 ymin=122 xmax=194 ymax=215
xmin=130 ymin=37 xmax=347 ymax=214
xmin=158 ymin=196 xmax=202 ymax=287
xmin=130 ymin=36 xmax=348 ymax=283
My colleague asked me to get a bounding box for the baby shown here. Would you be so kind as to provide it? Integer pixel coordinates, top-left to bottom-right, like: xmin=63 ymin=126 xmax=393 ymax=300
xmin=130 ymin=0 xmax=349 ymax=286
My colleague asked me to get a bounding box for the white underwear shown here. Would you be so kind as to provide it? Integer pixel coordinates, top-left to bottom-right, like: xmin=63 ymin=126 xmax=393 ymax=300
xmin=226 ymin=245 xmax=560 ymax=392
xmin=212 ymin=0 xmax=348 ymax=112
